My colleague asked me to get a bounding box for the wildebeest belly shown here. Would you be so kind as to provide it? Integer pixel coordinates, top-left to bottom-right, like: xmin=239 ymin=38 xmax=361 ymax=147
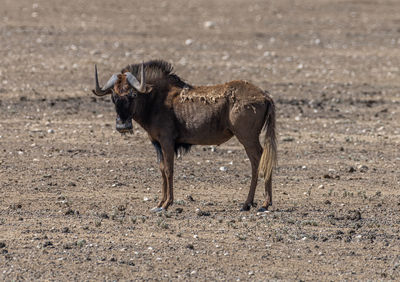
xmin=174 ymin=99 xmax=233 ymax=145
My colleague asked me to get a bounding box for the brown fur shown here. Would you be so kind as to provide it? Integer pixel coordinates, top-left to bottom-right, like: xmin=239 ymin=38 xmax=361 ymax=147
xmin=99 ymin=60 xmax=277 ymax=211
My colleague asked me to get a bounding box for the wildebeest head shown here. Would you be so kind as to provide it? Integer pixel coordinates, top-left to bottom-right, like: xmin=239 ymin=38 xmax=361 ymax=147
xmin=92 ymin=63 xmax=152 ymax=133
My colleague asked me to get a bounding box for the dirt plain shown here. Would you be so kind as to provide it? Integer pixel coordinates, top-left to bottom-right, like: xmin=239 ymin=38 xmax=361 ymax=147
xmin=0 ymin=0 xmax=400 ymax=280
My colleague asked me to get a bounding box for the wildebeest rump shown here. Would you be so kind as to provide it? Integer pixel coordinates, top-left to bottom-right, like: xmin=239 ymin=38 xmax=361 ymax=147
xmin=92 ymin=60 xmax=277 ymax=212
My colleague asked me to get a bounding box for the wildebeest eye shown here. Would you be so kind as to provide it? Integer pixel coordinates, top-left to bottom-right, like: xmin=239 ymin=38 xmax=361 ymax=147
xmin=128 ymin=89 xmax=137 ymax=99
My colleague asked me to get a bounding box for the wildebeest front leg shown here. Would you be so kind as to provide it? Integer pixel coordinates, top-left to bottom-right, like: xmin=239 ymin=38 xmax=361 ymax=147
xmin=151 ymin=145 xmax=174 ymax=212
xmin=156 ymin=162 xmax=167 ymax=208
xmin=150 ymin=142 xmax=168 ymax=212
xmin=160 ymin=142 xmax=175 ymax=210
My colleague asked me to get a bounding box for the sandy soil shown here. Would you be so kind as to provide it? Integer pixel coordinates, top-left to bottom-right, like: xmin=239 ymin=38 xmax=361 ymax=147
xmin=1 ymin=0 xmax=400 ymax=280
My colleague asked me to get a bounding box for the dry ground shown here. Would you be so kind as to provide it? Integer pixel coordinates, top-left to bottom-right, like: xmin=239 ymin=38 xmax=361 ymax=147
xmin=1 ymin=0 xmax=400 ymax=280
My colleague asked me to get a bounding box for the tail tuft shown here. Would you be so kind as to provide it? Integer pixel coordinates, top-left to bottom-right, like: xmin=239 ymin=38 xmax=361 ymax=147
xmin=258 ymin=98 xmax=277 ymax=180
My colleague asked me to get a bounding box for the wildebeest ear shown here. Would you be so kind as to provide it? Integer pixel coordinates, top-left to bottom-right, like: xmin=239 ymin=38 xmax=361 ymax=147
xmin=143 ymin=84 xmax=153 ymax=93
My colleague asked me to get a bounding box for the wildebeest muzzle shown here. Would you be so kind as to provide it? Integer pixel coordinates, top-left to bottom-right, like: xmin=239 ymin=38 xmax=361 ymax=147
xmin=116 ymin=116 xmax=133 ymax=134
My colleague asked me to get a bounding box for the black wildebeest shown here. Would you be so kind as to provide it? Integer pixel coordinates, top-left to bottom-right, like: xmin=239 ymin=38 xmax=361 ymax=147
xmin=92 ymin=60 xmax=276 ymax=212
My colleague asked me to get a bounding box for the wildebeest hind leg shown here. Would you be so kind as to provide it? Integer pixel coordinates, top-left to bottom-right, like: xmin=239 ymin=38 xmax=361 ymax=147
xmin=258 ymin=175 xmax=272 ymax=212
xmin=237 ymin=139 xmax=263 ymax=211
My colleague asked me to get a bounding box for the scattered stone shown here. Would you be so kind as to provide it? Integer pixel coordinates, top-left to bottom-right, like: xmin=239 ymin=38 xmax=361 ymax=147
xmin=203 ymin=21 xmax=216 ymax=29
xmin=0 ymin=242 xmax=6 ymax=248
xmin=120 ymin=260 xmax=135 ymax=266
xmin=186 ymin=243 xmax=194 ymax=250
xmin=281 ymin=136 xmax=295 ymax=142
xmin=10 ymin=203 xmax=22 ymax=210
xmin=100 ymin=212 xmax=109 ymax=219
xmin=219 ymin=166 xmax=227 ymax=172
xmin=63 ymin=243 xmax=74 ymax=249
xmin=358 ymin=165 xmax=368 ymax=173
xmin=195 ymin=208 xmax=210 ymax=216
xmin=77 ymin=240 xmax=86 ymax=248
xmin=348 ymin=166 xmax=356 ymax=173
xmin=186 ymin=195 xmax=195 ymax=202
xmin=90 ymin=49 xmax=101 ymax=56
xmin=222 ymin=54 xmax=230 ymax=60
xmin=175 ymin=207 xmax=183 ymax=214
xmin=257 ymin=210 xmax=269 ymax=216
xmin=62 ymin=227 xmax=70 ymax=233
xmin=324 ymin=200 xmax=331 ymax=205
xmin=65 ymin=209 xmax=75 ymax=215
xmin=185 ymin=39 xmax=193 ymax=46
xmin=318 ymin=184 xmax=325 ymax=189
xmin=347 ymin=210 xmax=361 ymax=221
xmin=43 ymin=241 xmax=53 ymax=248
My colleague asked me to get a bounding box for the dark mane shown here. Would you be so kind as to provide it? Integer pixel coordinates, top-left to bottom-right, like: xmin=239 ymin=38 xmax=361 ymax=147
xmin=122 ymin=60 xmax=191 ymax=89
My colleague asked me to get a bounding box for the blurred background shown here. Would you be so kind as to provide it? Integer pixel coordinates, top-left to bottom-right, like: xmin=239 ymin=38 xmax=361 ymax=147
xmin=2 ymin=0 xmax=400 ymax=98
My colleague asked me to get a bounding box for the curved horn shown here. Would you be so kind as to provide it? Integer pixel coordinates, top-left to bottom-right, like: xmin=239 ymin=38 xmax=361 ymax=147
xmin=125 ymin=72 xmax=141 ymax=91
xmin=139 ymin=62 xmax=145 ymax=92
xmin=125 ymin=63 xmax=146 ymax=93
xmin=92 ymin=65 xmax=118 ymax=96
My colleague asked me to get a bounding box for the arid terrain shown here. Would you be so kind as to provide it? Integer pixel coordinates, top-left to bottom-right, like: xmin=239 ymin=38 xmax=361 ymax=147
xmin=1 ymin=0 xmax=399 ymax=280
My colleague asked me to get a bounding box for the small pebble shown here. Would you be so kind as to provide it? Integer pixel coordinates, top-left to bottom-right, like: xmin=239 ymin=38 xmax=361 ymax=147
xmin=203 ymin=21 xmax=216 ymax=29
xmin=281 ymin=136 xmax=295 ymax=142
xmin=358 ymin=165 xmax=368 ymax=173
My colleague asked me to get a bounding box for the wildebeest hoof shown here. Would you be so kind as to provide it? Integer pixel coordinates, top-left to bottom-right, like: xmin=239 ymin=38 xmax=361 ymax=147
xmin=240 ymin=201 xmax=257 ymax=211
xmin=150 ymin=207 xmax=164 ymax=213
xmin=240 ymin=204 xmax=251 ymax=212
